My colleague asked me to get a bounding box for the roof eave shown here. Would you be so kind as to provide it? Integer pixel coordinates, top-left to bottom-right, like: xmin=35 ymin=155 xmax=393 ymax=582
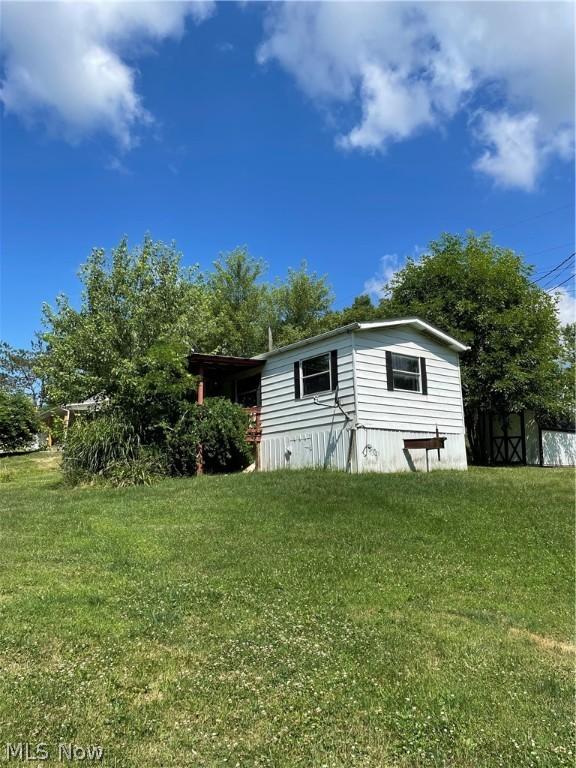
xmin=254 ymin=318 xmax=469 ymax=358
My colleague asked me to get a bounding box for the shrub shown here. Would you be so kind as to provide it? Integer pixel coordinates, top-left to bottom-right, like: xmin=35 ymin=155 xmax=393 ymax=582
xmin=165 ymin=398 xmax=252 ymax=475
xmin=0 ymin=391 xmax=39 ymax=452
xmin=195 ymin=398 xmax=252 ymax=474
xmin=62 ymin=398 xmax=251 ymax=486
xmin=62 ymin=411 xmax=167 ymax=486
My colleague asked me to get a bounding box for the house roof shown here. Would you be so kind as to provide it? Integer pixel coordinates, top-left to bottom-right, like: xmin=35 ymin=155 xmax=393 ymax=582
xmin=64 ymin=394 xmax=108 ymax=412
xmin=253 ymin=318 xmax=470 ymax=359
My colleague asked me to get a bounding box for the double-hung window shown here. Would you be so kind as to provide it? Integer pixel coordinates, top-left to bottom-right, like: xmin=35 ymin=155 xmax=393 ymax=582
xmin=294 ymin=350 xmax=338 ymax=398
xmin=386 ymin=351 xmax=428 ymax=394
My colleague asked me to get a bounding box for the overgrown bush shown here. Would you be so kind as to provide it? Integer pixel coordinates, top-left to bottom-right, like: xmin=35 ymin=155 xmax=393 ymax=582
xmin=62 ymin=411 xmax=166 ymax=486
xmin=165 ymin=398 xmax=252 ymax=475
xmin=0 ymin=390 xmax=40 ymax=452
xmin=62 ymin=398 xmax=251 ymax=486
xmin=195 ymin=398 xmax=252 ymax=474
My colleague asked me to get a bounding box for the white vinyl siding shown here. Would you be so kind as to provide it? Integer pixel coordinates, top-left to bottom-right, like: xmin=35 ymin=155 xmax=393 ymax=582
xmin=542 ymin=430 xmax=576 ymax=466
xmin=260 ymin=334 xmax=355 ymax=435
xmin=354 ymin=327 xmax=465 ymax=434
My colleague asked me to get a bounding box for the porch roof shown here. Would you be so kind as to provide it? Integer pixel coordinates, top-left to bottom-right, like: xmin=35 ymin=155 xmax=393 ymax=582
xmin=188 ymin=352 xmax=263 ymax=376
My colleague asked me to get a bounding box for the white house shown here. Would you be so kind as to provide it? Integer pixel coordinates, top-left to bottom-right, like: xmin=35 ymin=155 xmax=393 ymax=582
xmin=189 ymin=318 xmax=469 ymax=473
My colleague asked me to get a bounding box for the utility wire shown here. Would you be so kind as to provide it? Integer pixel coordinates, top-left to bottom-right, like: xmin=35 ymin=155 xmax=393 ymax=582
xmin=549 ymin=272 xmax=576 ymax=291
xmin=532 ymin=252 xmax=575 ymax=284
xmin=527 ymin=241 xmax=574 ymax=261
xmin=540 ymin=260 xmax=576 ymax=289
xmin=492 ymin=203 xmax=572 ymax=234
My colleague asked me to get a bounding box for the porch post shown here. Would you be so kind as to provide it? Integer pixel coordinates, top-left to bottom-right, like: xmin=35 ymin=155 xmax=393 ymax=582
xmin=197 ymin=366 xmax=205 ymax=405
xmin=197 ymin=366 xmax=204 ymax=475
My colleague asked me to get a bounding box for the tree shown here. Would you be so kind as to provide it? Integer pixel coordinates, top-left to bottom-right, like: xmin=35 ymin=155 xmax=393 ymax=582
xmin=378 ymin=232 xmax=564 ymax=461
xmin=0 ymin=391 xmax=40 ymax=451
xmin=545 ymin=322 xmax=576 ymax=428
xmin=271 ymin=263 xmax=334 ymax=347
xmin=204 ymin=247 xmax=274 ymax=357
xmin=323 ymin=294 xmax=379 ymax=329
xmin=0 ymin=340 xmax=44 ymax=406
xmin=38 ymin=237 xmax=208 ymax=419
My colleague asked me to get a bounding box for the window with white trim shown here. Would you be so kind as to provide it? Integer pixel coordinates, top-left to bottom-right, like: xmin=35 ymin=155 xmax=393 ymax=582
xmin=391 ymin=353 xmax=421 ymax=392
xmin=301 ymin=352 xmax=332 ymax=396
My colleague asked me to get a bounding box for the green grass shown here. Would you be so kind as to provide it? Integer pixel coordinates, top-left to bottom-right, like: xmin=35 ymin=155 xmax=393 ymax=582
xmin=0 ymin=453 xmax=573 ymax=767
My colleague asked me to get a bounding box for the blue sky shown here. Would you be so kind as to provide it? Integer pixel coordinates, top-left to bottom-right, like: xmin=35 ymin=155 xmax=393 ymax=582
xmin=1 ymin=1 xmax=574 ymax=349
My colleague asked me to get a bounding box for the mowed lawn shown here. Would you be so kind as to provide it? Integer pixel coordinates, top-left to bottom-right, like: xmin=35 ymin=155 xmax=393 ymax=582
xmin=0 ymin=454 xmax=573 ymax=768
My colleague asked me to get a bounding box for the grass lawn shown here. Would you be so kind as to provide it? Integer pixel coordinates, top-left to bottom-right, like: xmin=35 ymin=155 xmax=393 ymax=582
xmin=0 ymin=453 xmax=573 ymax=767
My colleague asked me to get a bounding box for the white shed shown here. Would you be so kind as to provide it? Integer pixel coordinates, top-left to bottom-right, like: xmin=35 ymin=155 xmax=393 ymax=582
xmin=484 ymin=410 xmax=576 ymax=467
xmin=253 ymin=319 xmax=469 ymax=473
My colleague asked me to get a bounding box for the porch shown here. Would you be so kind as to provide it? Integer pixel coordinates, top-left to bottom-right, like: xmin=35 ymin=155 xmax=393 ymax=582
xmin=188 ymin=353 xmax=264 ymax=467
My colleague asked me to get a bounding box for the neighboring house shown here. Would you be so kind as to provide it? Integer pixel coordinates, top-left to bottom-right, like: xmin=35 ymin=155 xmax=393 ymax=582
xmin=482 ymin=411 xmax=576 ymax=467
xmin=62 ymin=395 xmax=108 ymax=433
xmin=189 ymin=318 xmax=469 ymax=473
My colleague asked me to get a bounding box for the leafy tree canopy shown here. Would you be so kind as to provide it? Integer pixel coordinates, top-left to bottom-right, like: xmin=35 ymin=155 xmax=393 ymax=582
xmin=25 ymin=232 xmax=573 ymax=467
xmin=0 ymin=341 xmax=44 ymax=406
xmin=38 ymin=237 xmax=207 ymax=411
xmin=37 ymin=238 xmax=336 ymax=407
xmin=377 ymin=232 xmax=566 ymax=459
xmin=0 ymin=390 xmax=40 ymax=452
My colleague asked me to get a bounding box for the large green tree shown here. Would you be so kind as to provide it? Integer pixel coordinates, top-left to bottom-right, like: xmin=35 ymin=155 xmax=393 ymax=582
xmin=378 ymin=232 xmax=564 ymax=461
xmin=38 ymin=237 xmax=208 ymax=421
xmin=204 ymin=248 xmax=273 ymax=357
xmin=271 ymin=263 xmax=334 ymax=348
xmin=203 ymin=250 xmax=335 ymax=355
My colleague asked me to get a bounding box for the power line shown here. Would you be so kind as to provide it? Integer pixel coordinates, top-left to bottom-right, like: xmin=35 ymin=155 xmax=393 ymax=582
xmin=549 ymin=272 xmax=576 ymax=291
xmin=533 ymin=252 xmax=575 ymax=284
xmin=492 ymin=203 xmax=573 ymax=234
xmin=527 ymin=241 xmax=574 ymax=262
xmin=540 ymin=260 xmax=576 ymax=289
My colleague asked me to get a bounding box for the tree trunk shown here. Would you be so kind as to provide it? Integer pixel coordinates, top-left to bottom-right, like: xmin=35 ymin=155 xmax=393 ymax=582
xmin=465 ymin=407 xmax=488 ymax=464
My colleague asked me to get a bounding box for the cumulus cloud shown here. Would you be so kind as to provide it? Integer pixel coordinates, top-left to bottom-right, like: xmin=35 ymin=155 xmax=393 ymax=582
xmin=553 ymin=287 xmax=576 ymax=326
xmin=0 ymin=1 xmax=214 ymax=148
xmin=259 ymin=2 xmax=575 ymax=189
xmin=473 ymin=112 xmax=541 ymax=191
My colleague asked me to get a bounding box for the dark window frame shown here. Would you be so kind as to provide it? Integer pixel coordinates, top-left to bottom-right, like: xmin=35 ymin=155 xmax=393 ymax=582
xmin=390 ymin=352 xmax=422 ymax=393
xmin=297 ymin=351 xmax=337 ymax=398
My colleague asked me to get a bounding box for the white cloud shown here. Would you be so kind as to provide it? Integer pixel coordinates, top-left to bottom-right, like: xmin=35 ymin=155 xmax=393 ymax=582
xmin=259 ymin=2 xmax=575 ymax=190
xmin=339 ymin=65 xmax=434 ymax=151
xmin=473 ymin=112 xmax=541 ymax=191
xmin=364 ymin=253 xmax=405 ymax=299
xmin=553 ymin=288 xmax=576 ymax=326
xmin=0 ymin=1 xmax=214 ymax=148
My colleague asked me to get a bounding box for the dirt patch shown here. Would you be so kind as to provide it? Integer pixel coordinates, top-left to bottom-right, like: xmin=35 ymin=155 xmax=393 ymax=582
xmin=509 ymin=627 xmax=575 ymax=655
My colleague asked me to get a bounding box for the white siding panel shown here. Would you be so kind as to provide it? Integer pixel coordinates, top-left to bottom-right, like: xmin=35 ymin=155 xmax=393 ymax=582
xmin=354 ymin=327 xmax=465 ymax=434
xmin=260 ymin=333 xmax=355 ymax=436
xmin=357 ymin=428 xmax=467 ymax=473
xmin=542 ymin=430 xmax=576 ymax=466
xmin=259 ymin=424 xmax=355 ymax=472
xmin=257 ymin=324 xmax=467 ymax=473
